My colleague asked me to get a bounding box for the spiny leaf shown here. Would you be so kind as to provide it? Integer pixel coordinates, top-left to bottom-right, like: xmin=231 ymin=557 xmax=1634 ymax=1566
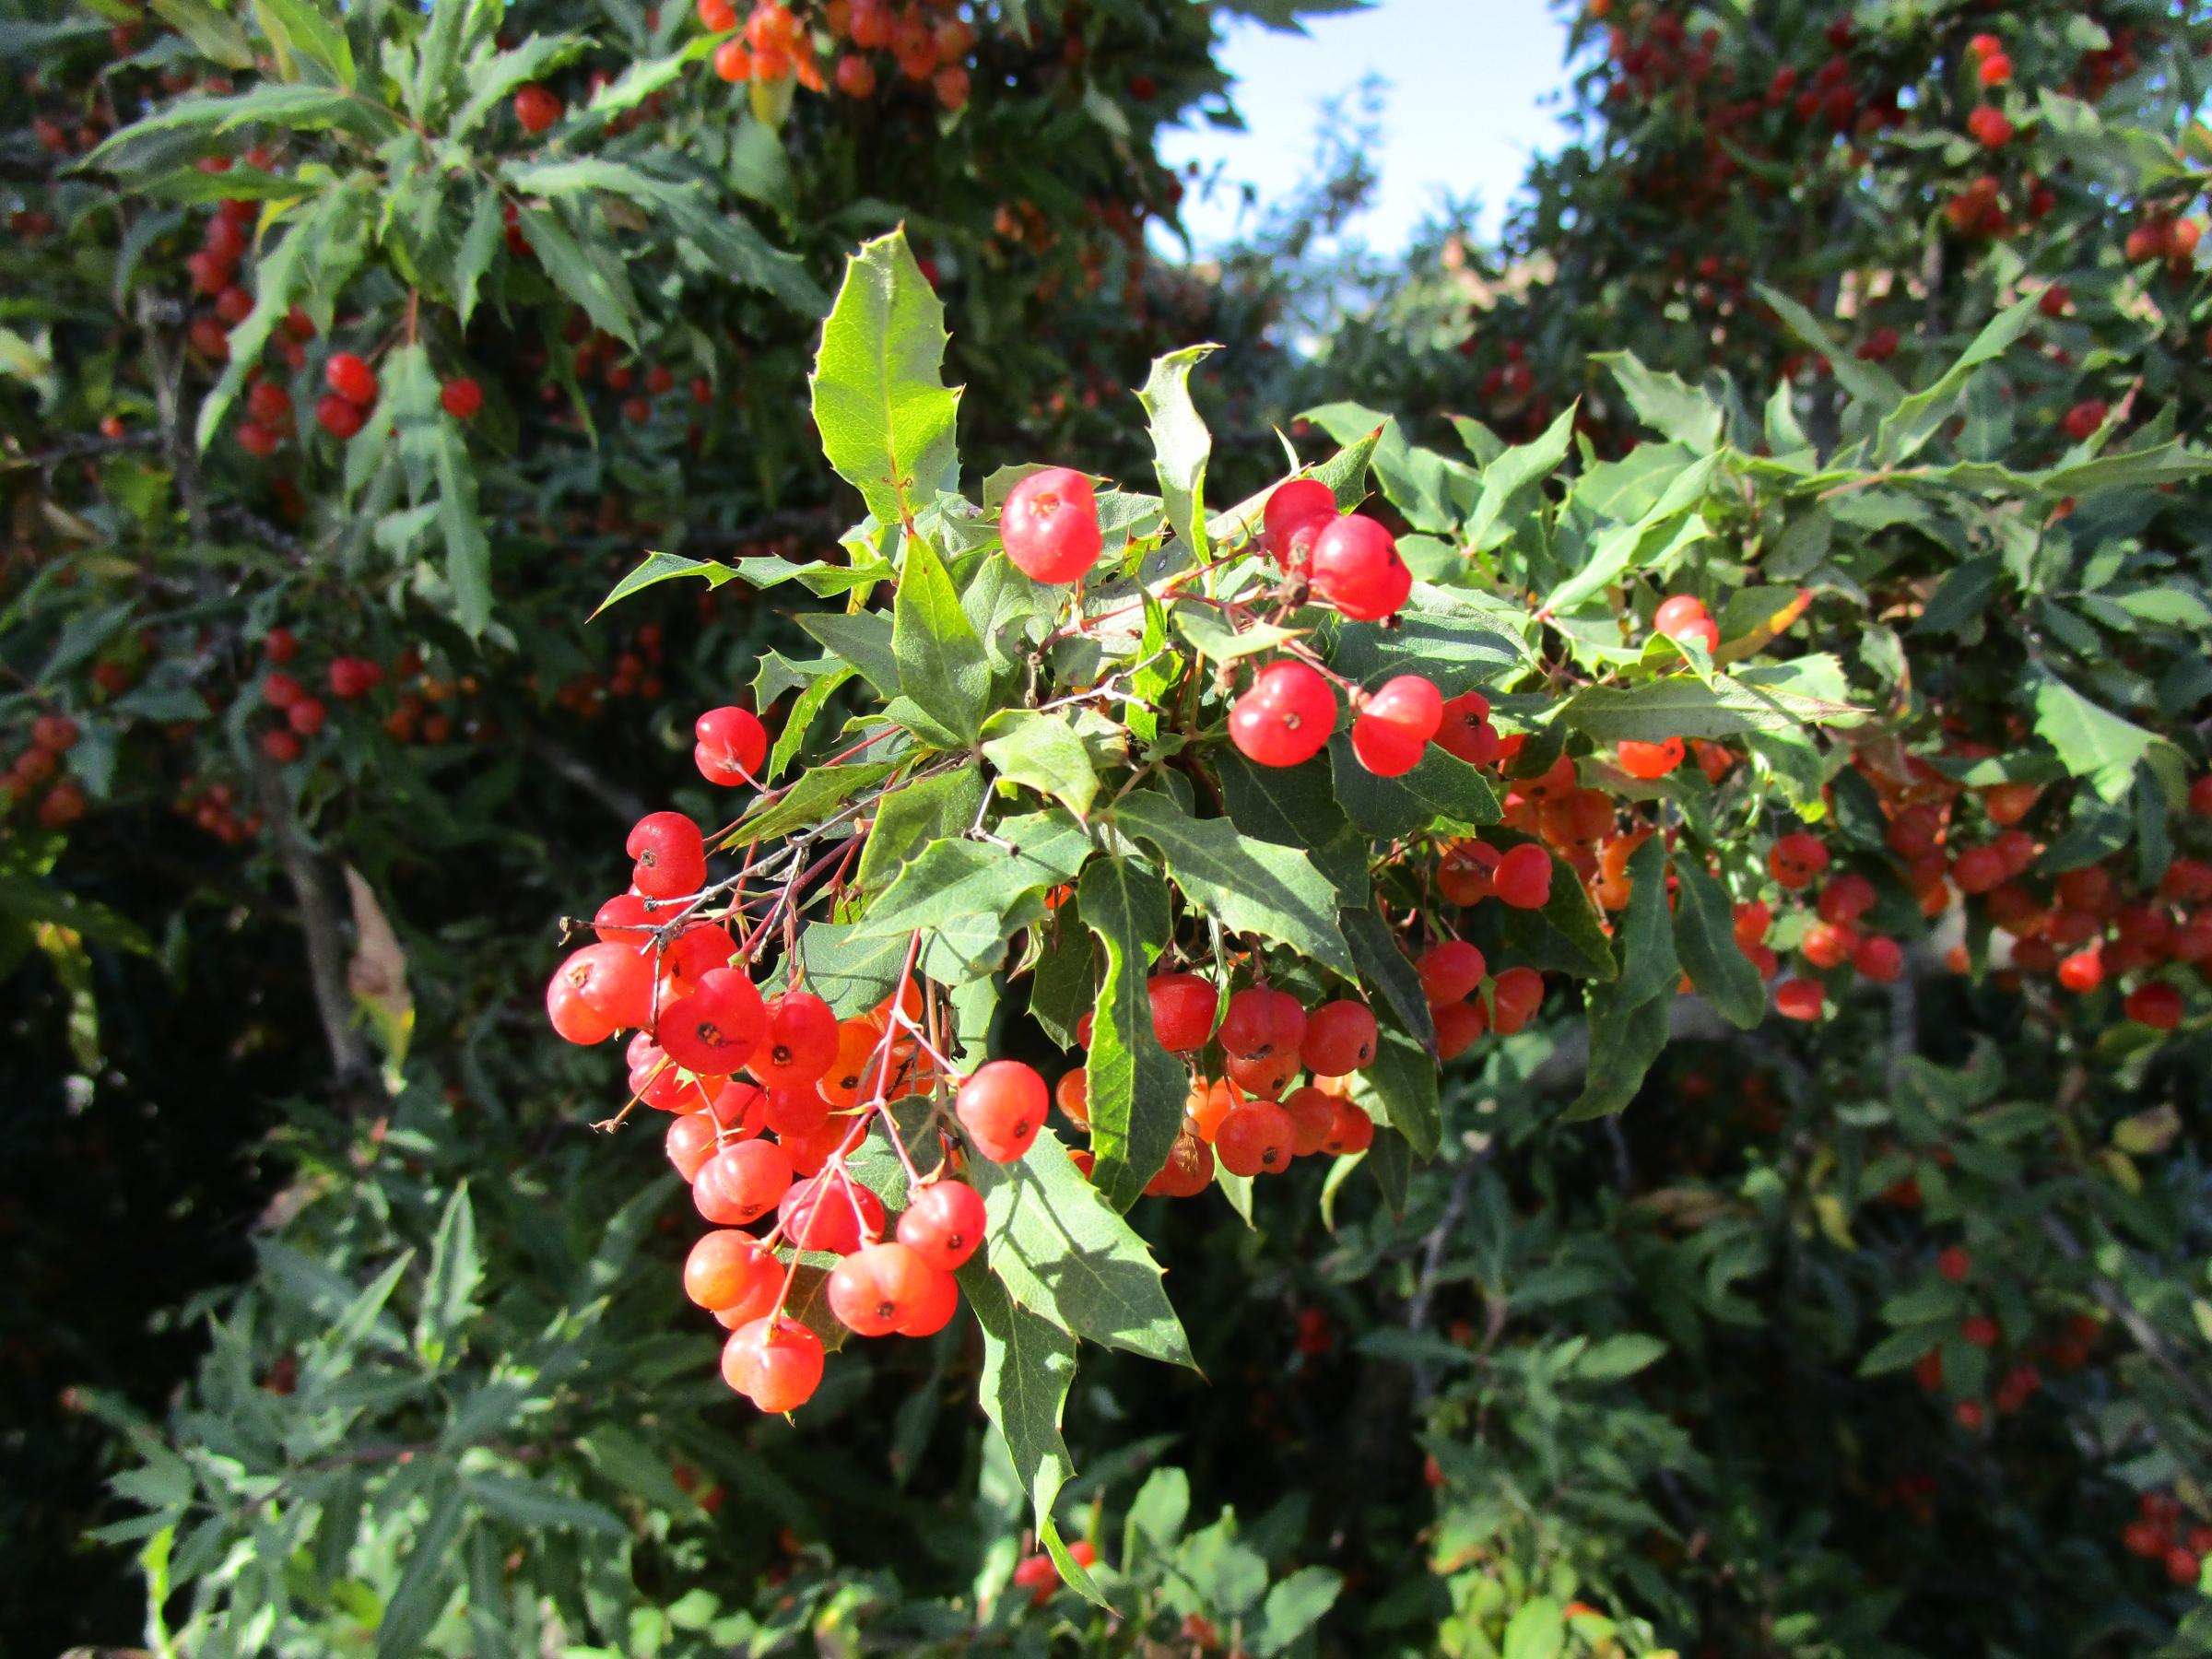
xmin=1077 ymin=858 xmax=1184 ymax=1210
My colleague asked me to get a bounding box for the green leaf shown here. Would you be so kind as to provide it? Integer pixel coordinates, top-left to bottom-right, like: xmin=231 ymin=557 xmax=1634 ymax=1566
xmin=255 ymin=0 xmax=355 ymax=86
xmin=1078 ymin=858 xmax=1186 ymax=1210
xmin=809 ymin=229 xmax=960 ymax=529
xmin=463 ymin=1472 xmax=627 ymax=1535
xmin=453 ymin=184 xmax=502 ymax=329
xmin=1328 ymin=736 xmax=1500 ymax=839
xmin=580 ymin=1425 xmax=699 ymax=1513
xmin=1858 ymin=1325 xmax=1941 ymax=1377
xmin=452 ymin=33 xmax=587 ymax=138
xmin=891 ymin=535 xmax=993 ymax=747
xmin=1171 ymin=610 xmax=1303 ymax=665
xmin=1329 ymin=595 xmax=1528 ymax=693
xmin=961 ymin=1268 xmax=1102 ymax=1606
xmin=1252 ymin=1568 xmax=1345 ymax=1658
xmin=517 ymin=205 xmax=638 ymax=347
xmin=1756 ymin=283 xmax=1902 ymax=415
xmin=971 ymin=1128 xmax=1194 ymax=1366
xmin=1559 ymin=671 xmax=1860 ymax=743
xmin=1465 ymin=403 xmax=1577 ymax=552
xmin=1112 ymin=791 xmax=1355 ymax=979
xmin=798 ymin=921 xmax=913 ymax=1017
xmin=193 ymin=190 xmax=336 ymax=451
xmin=1217 ymin=751 xmax=1369 ymax=902
xmin=767 ymin=667 xmax=854 ymax=782
xmin=1563 ymin=981 xmax=1670 ymax=1121
xmin=1671 ymin=863 xmax=1764 ymax=1030
xmin=413 ymin=1182 xmax=479 ymax=1367
xmin=1300 ymin=402 xmax=1474 ymax=532
xmin=1573 ymin=1332 xmax=1668 ymax=1382
xmin=796 ymin=611 xmax=900 ymax=699
xmin=1610 ymin=836 xmax=1678 ymax=1008
xmin=429 ymin=422 xmax=491 ymax=636
xmin=728 ymin=759 xmax=900 ymax=845
xmin=1545 ymin=459 xmax=1716 ymax=617
xmin=375 ymin=1484 xmax=465 ymax=1659
xmin=1341 ymin=907 xmax=1436 ymax=1056
xmin=1594 ymin=352 xmax=1722 ymax=452
xmin=1347 ymin=1005 xmax=1441 ymax=1159
xmin=982 ymin=710 xmax=1101 ymax=818
xmin=1138 ymin=345 xmax=1218 ymax=559
xmin=2032 ymin=673 xmax=2179 ymax=803
xmin=852 ymin=812 xmax=1092 ymax=981
xmin=1495 ymin=853 xmax=1617 ymax=982
xmin=1877 ymin=294 xmax=2039 ymax=464
xmin=854 ymin=763 xmax=985 ymax=890
xmin=1501 ymin=1596 xmax=1566 ymax=1659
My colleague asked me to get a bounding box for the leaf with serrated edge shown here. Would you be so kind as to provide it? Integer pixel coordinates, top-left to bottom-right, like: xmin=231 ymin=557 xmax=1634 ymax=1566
xmin=1671 ymin=863 xmax=1764 ymax=1030
xmin=1138 ymin=345 xmax=1217 ymax=559
xmin=892 ymin=535 xmax=992 ymax=747
xmin=961 ymin=1268 xmax=1107 ymax=1606
xmin=982 ymin=710 xmax=1101 ymax=818
xmin=1111 ymin=790 xmax=1355 ymax=978
xmin=1077 ymin=858 xmax=1184 ymax=1208
xmin=971 ymin=1127 xmax=1194 ymax=1367
xmin=1347 ymin=1005 xmax=1441 ymax=1159
xmin=808 ymin=229 xmax=960 ymax=528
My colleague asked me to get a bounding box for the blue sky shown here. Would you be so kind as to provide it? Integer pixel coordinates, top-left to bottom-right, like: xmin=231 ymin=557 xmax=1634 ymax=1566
xmin=1159 ymin=0 xmax=1575 ymax=253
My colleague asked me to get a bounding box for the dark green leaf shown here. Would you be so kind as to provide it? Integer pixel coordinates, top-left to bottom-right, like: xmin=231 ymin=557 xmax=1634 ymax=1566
xmin=1078 ymin=857 xmax=1185 ymax=1209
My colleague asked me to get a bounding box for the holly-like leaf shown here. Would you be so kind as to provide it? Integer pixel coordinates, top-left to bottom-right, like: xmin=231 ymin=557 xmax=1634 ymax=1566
xmin=961 ymin=1268 xmax=1104 ymax=1606
xmin=982 ymin=709 xmax=1101 ymax=818
xmin=797 ymin=921 xmax=914 ymax=1017
xmin=1463 ymin=403 xmax=1577 ymax=552
xmin=1329 ymin=596 xmax=1528 ymax=692
xmin=1111 ymin=790 xmax=1356 ymax=979
xmin=2031 ymin=673 xmax=2179 ymax=803
xmin=1138 ymin=345 xmax=1217 ymax=559
xmin=1562 ymin=980 xmax=1671 ymax=1121
xmin=796 ymin=611 xmax=900 ymax=699
xmin=891 ymin=535 xmax=992 ymax=747
xmin=1327 ymin=736 xmax=1500 ymax=839
xmin=1559 ymin=671 xmax=1861 ymax=743
xmin=1340 ymin=907 xmax=1436 ymax=1056
xmin=1077 ymin=858 xmax=1184 ymax=1210
xmin=728 ymin=760 xmax=900 ymax=846
xmin=1594 ymin=351 xmax=1723 ymax=452
xmin=970 ymin=1127 xmax=1194 ymax=1367
xmin=808 ymin=229 xmax=960 ymax=528
xmin=1610 ymin=836 xmax=1679 ymax=1008
xmin=854 ymin=763 xmax=985 ymax=890
xmin=1217 ymin=751 xmax=1369 ymax=902
xmin=1671 ymin=863 xmax=1764 ymax=1030
xmin=851 ymin=812 xmax=1092 ymax=980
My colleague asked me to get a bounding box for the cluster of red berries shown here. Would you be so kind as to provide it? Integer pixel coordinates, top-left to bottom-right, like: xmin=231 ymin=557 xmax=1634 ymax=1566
xmin=2 ymin=712 xmax=87 ymax=829
xmin=697 ymin=0 xmax=977 ymax=113
xmin=2122 ymin=1491 xmax=2210 ymax=1588
xmin=255 ymin=631 xmax=387 ymax=765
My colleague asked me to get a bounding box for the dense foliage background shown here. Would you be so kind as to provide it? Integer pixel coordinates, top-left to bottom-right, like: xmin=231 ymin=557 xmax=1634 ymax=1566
xmin=5 ymin=0 xmax=2211 ymax=1655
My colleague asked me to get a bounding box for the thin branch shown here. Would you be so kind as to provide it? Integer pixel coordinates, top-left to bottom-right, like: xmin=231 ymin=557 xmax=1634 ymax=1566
xmin=253 ymin=750 xmax=374 ymax=1100
xmin=2038 ymin=1211 xmax=2212 ymax=1425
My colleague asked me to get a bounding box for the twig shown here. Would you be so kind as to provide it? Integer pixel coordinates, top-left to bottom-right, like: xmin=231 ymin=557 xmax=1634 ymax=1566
xmin=253 ymin=750 xmax=374 ymax=1100
xmin=524 ymin=732 xmax=647 ymax=823
xmin=1406 ymin=1157 xmax=1478 ymax=1405
xmin=2038 ymin=1211 xmax=2212 ymax=1424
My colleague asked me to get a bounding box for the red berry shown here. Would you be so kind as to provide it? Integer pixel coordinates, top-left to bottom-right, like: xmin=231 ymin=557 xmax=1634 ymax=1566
xmin=1853 ymin=935 xmax=1904 ymax=982
xmin=1493 ymin=842 xmax=1554 ymax=910
xmin=2124 ymin=982 xmax=2183 ymax=1030
xmin=1434 ymin=690 xmax=1501 ymax=766
xmin=747 ymin=991 xmax=840 ymax=1088
xmin=265 ymin=626 xmax=300 ymax=665
xmin=1262 ymin=477 xmax=1334 ymax=570
xmin=834 ymin=53 xmax=876 ymax=96
xmin=957 ymin=1060 xmax=1047 ymax=1161
xmin=626 ymin=810 xmax=708 ymax=899
xmin=713 ymin=38 xmax=753 ymax=79
xmin=1936 ymin=1246 xmax=1971 ymax=1283
xmin=260 ymin=727 xmax=302 ymax=763
xmin=246 ymin=380 xmax=293 ymax=424
xmin=685 ymin=1230 xmax=779 ymax=1312
xmin=779 ymin=1173 xmax=885 ymax=1253
xmin=1351 ymin=674 xmax=1442 ymax=777
xmin=1000 ymin=467 xmax=1103 ymax=583
xmin=1769 ymin=831 xmax=1831 ymax=889
xmin=1615 ymin=736 xmax=1685 ymax=779
xmin=660 ymin=968 xmax=769 ymax=1074
xmin=1417 ymin=940 xmax=1487 ymax=1006
xmin=261 ymin=672 xmax=303 ymax=710
xmin=1319 ymin=1096 xmax=1374 ymax=1155
xmin=827 ymin=1241 xmax=933 ymax=1336
xmin=694 ymin=705 xmax=768 ymax=786
xmin=555 ymin=940 xmax=657 ymax=1030
xmin=693 ymin=1138 xmax=794 ymax=1225
xmin=324 ymin=351 xmax=377 ymax=407
xmin=1217 ymin=985 xmax=1306 ymax=1060
xmin=315 ymin=394 xmax=364 ymax=440
xmin=896 ymin=1180 xmax=987 ymax=1271
xmin=1775 ymin=978 xmax=1825 ymax=1020
xmin=1281 ymin=1086 xmax=1336 ymax=1156
xmin=1215 ymin=1100 xmax=1295 ymax=1176
xmin=665 ymin=1112 xmax=719 ymax=1181
xmin=1301 ymin=1000 xmax=1378 ymax=1077
xmin=1310 ymin=516 xmax=1411 ymax=620
xmin=514 ymin=83 xmax=564 ymax=134
xmin=1147 ymin=971 xmax=1219 ymax=1051
xmin=1229 ymin=660 xmax=1337 ymax=768
xmin=441 ymin=376 xmax=483 ymax=419
xmin=2056 ymin=947 xmax=2104 ymax=994
xmin=286 ymin=696 xmax=325 ymax=736
xmin=235 ymin=419 xmax=280 ymax=457
xmin=721 ymin=1315 xmax=822 ymax=1411
xmin=1491 ymin=967 xmax=1546 ymax=1033
xmin=1961 ymin=1314 xmax=1999 ymax=1348
xmin=897 ymin=1266 xmax=960 ymax=1335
